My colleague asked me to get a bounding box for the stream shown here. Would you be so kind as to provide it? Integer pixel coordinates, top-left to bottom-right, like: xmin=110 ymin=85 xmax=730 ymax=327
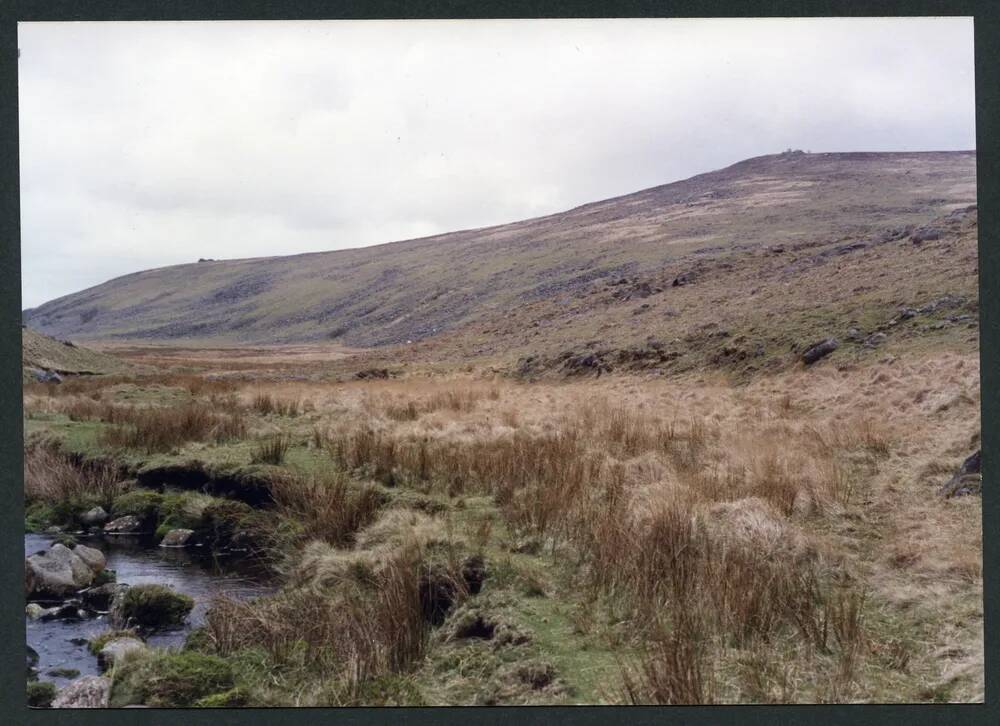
xmin=25 ymin=532 xmax=273 ymax=688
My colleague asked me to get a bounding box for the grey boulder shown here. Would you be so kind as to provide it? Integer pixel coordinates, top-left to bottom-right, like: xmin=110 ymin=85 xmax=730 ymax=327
xmin=25 ymin=544 xmax=94 ymax=598
xmin=72 ymin=544 xmax=106 ymax=574
xmin=159 ymin=528 xmax=196 ymax=548
xmin=51 ymin=676 xmax=111 ymax=709
xmin=33 ymin=369 xmax=63 ymax=384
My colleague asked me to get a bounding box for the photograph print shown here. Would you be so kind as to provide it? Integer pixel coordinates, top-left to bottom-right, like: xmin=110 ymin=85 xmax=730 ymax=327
xmin=18 ymin=17 xmax=982 ymax=708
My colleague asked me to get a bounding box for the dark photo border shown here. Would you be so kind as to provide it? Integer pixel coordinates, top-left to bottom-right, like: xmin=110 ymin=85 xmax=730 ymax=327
xmin=1 ymin=2 xmax=995 ymax=724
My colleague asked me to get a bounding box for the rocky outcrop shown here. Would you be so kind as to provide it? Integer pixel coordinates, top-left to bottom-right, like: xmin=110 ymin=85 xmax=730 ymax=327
xmin=51 ymin=675 xmax=111 ymax=709
xmin=517 ymin=340 xmax=682 ymax=379
xmin=939 ymin=450 xmax=982 ymax=497
xmin=355 ymin=368 xmax=392 ymax=380
xmin=560 ymin=352 xmax=612 ymax=377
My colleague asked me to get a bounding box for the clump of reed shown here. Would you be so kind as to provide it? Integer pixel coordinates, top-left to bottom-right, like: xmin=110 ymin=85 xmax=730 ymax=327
xmin=252 ymin=392 xmax=300 ymax=417
xmin=100 ymin=402 xmax=247 ymax=452
xmin=267 ymin=470 xmax=384 ymax=547
xmin=203 ymin=543 xmax=432 ymax=699
xmin=24 ymin=443 xmax=131 ymax=509
xmin=318 ymin=394 xmax=877 ymax=703
xmin=250 ymin=435 xmax=291 ymax=465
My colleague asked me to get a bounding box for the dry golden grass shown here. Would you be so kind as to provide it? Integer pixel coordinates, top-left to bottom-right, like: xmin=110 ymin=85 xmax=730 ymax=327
xmin=100 ymin=402 xmax=248 ymax=453
xmin=251 ymin=391 xmax=300 ymax=417
xmin=204 ymin=538 xmax=466 ymax=705
xmin=268 ymin=471 xmax=384 ymax=548
xmin=205 ymin=543 xmax=427 ymax=678
xmin=23 ymin=443 xmax=130 ymax=506
xmin=293 ymin=350 xmax=977 ymax=702
xmin=21 ymin=345 xmax=981 ymax=703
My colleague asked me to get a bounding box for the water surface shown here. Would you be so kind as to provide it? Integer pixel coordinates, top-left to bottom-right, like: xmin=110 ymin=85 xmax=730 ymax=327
xmin=25 ymin=533 xmax=272 ymax=687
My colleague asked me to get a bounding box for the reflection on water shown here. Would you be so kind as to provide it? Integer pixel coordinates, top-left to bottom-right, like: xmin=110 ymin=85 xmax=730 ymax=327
xmin=25 ymin=532 xmax=272 ymax=687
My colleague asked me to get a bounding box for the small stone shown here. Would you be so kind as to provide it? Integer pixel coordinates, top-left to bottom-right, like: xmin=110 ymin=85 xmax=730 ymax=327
xmin=159 ymin=528 xmax=196 ymax=548
xmin=79 ymin=507 xmax=109 ymax=527
xmin=103 ymin=515 xmax=144 ymax=534
xmin=41 ymin=602 xmax=87 ymax=621
xmin=81 ymin=583 xmax=128 ymax=612
xmin=34 ymin=369 xmax=63 ymax=384
xmin=98 ymin=637 xmax=147 ymax=671
xmin=864 ymin=332 xmax=888 ymax=348
xmin=910 ymin=227 xmax=942 ymax=244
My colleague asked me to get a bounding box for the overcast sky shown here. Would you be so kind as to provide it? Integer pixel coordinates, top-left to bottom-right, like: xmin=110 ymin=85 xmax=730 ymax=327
xmin=18 ymin=18 xmax=975 ymax=309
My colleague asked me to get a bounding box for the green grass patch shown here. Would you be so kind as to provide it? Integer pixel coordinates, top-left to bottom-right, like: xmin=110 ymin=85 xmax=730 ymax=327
xmin=26 ymin=680 xmax=56 ymax=708
xmin=110 ymin=650 xmax=235 ymax=708
xmin=111 ymin=490 xmax=163 ymax=520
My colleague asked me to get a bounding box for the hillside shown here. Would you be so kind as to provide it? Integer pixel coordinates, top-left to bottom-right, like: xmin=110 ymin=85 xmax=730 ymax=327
xmin=399 ymin=201 xmax=979 ymax=379
xmin=21 ymin=327 xmax=132 ymax=383
xmin=23 ymin=151 xmax=976 ymax=350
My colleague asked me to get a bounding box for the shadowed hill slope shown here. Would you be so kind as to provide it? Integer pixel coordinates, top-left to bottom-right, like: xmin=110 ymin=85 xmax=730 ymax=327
xmin=21 ymin=327 xmax=132 ymax=383
xmin=24 ymin=150 xmax=976 ymax=347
